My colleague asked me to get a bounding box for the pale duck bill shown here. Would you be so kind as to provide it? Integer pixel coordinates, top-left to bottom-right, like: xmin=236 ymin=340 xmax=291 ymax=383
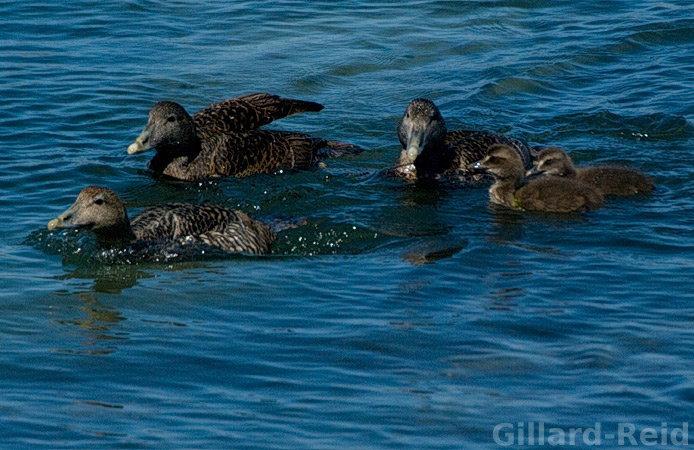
xmin=406 ymin=131 xmax=424 ymax=160
xmin=47 ymin=201 xmax=81 ymax=230
xmin=127 ymin=125 xmax=152 ymax=154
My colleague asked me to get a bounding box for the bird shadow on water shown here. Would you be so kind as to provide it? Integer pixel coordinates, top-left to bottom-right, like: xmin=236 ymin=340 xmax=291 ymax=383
xmin=55 ymin=264 xmax=154 ymax=294
xmin=50 ymin=291 xmax=128 ymax=356
xmin=372 ymin=181 xmax=469 ymax=264
xmin=485 ymin=203 xmax=587 ymax=256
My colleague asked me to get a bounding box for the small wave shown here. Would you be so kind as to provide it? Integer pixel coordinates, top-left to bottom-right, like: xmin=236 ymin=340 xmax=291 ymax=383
xmin=551 ymin=110 xmax=693 ymax=141
xmin=25 ymin=228 xmax=249 ymax=266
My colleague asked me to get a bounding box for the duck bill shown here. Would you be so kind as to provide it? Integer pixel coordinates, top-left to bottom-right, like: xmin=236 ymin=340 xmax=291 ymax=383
xmin=127 ymin=124 xmax=153 ymax=154
xmin=468 ymin=158 xmax=487 ymax=172
xmin=47 ymin=202 xmax=82 ymax=230
xmin=525 ymin=166 xmax=541 ymax=177
xmin=405 ymin=131 xmax=424 ymax=160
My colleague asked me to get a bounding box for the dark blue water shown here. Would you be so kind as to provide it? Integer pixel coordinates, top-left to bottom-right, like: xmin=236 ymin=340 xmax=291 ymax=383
xmin=2 ymin=1 xmax=694 ymax=448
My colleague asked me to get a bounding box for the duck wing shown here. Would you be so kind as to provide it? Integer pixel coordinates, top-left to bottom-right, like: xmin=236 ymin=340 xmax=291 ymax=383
xmin=448 ymin=130 xmax=534 ymax=171
xmin=130 ymin=203 xmax=237 ymax=240
xmin=131 ymin=203 xmax=275 ymax=253
xmin=444 ymin=130 xmax=477 ymax=144
xmin=192 ymin=93 xmax=324 ymax=139
xmin=181 ymin=217 xmax=276 ymax=255
xmin=160 ymin=130 xmax=328 ymax=180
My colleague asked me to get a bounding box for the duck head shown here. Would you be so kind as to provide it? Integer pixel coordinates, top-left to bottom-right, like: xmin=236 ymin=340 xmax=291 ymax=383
xmin=526 ymin=147 xmax=575 ymax=177
xmin=48 ymin=186 xmax=132 ymax=239
xmin=469 ymin=144 xmax=525 ymax=180
xmin=127 ymin=101 xmax=197 ymax=155
xmin=397 ymin=98 xmax=447 ymax=161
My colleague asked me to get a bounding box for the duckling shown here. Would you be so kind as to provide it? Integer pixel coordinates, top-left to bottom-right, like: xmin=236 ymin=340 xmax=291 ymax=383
xmin=528 ymin=147 xmax=654 ymax=196
xmin=47 ymin=186 xmax=275 ymax=254
xmin=127 ymin=93 xmax=363 ymax=180
xmin=393 ymin=98 xmax=534 ymax=180
xmin=471 ymin=145 xmax=603 ymax=213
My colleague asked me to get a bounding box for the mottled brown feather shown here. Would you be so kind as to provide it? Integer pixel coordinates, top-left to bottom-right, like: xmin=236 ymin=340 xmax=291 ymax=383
xmin=130 ymin=93 xmax=362 ymax=181
xmin=192 ymin=93 xmax=324 ymax=139
xmin=49 ymin=187 xmax=276 ymax=255
xmin=445 ymin=130 xmax=534 ymax=170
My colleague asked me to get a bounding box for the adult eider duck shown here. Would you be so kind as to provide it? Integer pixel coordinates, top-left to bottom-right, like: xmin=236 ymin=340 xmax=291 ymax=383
xmin=392 ymin=98 xmax=535 ymax=180
xmin=527 ymin=147 xmax=654 ymax=196
xmin=471 ymin=144 xmax=603 ymax=213
xmin=127 ymin=93 xmax=363 ymax=181
xmin=47 ymin=186 xmax=276 ymax=254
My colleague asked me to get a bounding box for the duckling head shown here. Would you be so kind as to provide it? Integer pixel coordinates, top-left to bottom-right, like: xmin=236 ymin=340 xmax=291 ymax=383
xmin=469 ymin=144 xmax=525 ymax=180
xmin=526 ymin=147 xmax=575 ymax=177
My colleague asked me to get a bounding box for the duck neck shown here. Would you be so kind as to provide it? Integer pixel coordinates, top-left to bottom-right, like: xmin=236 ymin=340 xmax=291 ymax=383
xmin=148 ymin=133 xmax=202 ymax=173
xmin=490 ymin=175 xmax=522 ymax=208
xmin=93 ymin=219 xmax=136 ymax=246
xmin=562 ymin=160 xmax=577 ymax=177
xmin=414 ymin=139 xmax=454 ymax=176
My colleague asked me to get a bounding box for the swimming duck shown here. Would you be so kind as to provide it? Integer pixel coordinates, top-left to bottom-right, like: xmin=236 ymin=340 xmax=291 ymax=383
xmin=47 ymin=186 xmax=275 ymax=254
xmin=471 ymin=144 xmax=603 ymax=213
xmin=127 ymin=93 xmax=363 ymax=180
xmin=527 ymin=147 xmax=654 ymax=196
xmin=393 ymin=98 xmax=534 ymax=180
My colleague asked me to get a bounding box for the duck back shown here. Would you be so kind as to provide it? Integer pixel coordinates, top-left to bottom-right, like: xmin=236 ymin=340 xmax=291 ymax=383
xmin=516 ymin=177 xmax=603 ymax=213
xmin=446 ymin=130 xmax=534 ymax=171
xmin=576 ymin=166 xmax=654 ymax=196
xmin=131 ymin=203 xmax=275 ymax=254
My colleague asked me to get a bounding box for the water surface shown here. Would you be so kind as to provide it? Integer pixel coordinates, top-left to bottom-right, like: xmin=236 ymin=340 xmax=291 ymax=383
xmin=1 ymin=1 xmax=694 ymax=448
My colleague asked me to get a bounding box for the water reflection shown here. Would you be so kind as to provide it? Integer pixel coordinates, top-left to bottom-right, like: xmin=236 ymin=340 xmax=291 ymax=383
xmin=400 ymin=237 xmax=467 ymax=265
xmin=57 ymin=265 xmax=150 ymax=294
xmin=52 ymin=292 xmax=126 ymax=356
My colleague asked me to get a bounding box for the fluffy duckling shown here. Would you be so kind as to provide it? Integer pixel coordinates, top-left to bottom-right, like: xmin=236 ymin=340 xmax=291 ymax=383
xmin=528 ymin=147 xmax=654 ymax=196
xmin=471 ymin=145 xmax=603 ymax=213
xmin=47 ymin=186 xmax=275 ymax=254
xmin=393 ymin=98 xmax=534 ymax=180
xmin=127 ymin=93 xmax=363 ymax=180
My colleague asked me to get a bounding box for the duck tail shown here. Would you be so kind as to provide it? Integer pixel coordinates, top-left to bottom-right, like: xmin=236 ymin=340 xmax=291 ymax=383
xmin=317 ymin=140 xmax=365 ymax=160
xmin=287 ymin=99 xmax=324 ymax=115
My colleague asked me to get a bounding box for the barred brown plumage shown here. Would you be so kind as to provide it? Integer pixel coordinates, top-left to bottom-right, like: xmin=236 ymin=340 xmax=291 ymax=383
xmin=393 ymin=98 xmax=534 ymax=181
xmin=47 ymin=186 xmax=276 ymax=255
xmin=127 ymin=93 xmax=363 ymax=180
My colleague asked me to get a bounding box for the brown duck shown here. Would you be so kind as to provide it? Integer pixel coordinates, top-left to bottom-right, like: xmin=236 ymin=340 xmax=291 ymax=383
xmin=392 ymin=98 xmax=534 ymax=180
xmin=471 ymin=144 xmax=603 ymax=213
xmin=528 ymin=147 xmax=654 ymax=196
xmin=48 ymin=186 xmax=275 ymax=254
xmin=127 ymin=93 xmax=362 ymax=180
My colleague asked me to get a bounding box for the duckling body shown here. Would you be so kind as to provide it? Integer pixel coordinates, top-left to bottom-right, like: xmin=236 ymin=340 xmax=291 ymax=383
xmin=472 ymin=145 xmax=603 ymax=213
xmin=48 ymin=186 xmax=275 ymax=254
xmin=529 ymin=147 xmax=654 ymax=196
xmin=127 ymin=93 xmax=362 ymax=180
xmin=393 ymin=98 xmax=533 ymax=180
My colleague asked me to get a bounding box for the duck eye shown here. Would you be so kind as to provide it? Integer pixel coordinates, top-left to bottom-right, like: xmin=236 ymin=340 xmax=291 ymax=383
xmin=94 ymin=198 xmax=104 ymax=205
xmin=487 ymin=156 xmax=498 ymax=164
xmin=167 ymin=115 xmax=177 ymax=123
